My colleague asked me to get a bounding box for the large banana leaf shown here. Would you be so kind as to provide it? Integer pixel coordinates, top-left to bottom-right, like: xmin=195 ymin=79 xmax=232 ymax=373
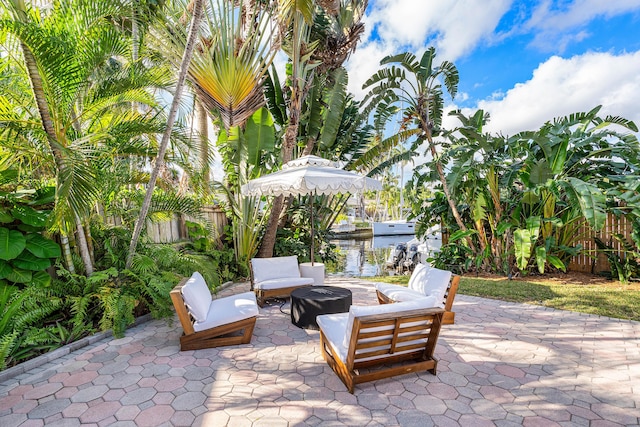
xmin=12 ymin=251 xmax=52 ymax=271
xmin=514 ymin=228 xmax=532 ymax=271
xmin=305 ymin=80 xmax=324 ymax=140
xmin=472 ymin=193 xmax=487 ymax=222
xmin=10 ymin=206 xmax=47 ymax=228
xmin=25 ymin=234 xmax=61 ymax=259
xmin=5 ymin=268 xmax=31 ymax=284
xmin=528 ymin=159 xmax=553 ymax=185
xmin=245 ymin=107 xmax=275 ymax=168
xmin=319 ymin=67 xmax=348 ymax=149
xmin=263 ymin=65 xmax=287 ymax=127
xmin=0 ymin=260 xmax=11 ymax=279
xmin=564 ymin=177 xmax=606 ymax=230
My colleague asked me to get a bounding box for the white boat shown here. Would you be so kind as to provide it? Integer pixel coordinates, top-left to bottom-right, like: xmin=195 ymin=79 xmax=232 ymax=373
xmin=371 ymin=220 xmax=416 ymax=236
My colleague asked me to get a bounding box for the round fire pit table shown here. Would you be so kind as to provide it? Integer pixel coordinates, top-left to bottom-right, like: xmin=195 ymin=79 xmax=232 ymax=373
xmin=290 ymin=286 xmax=352 ymax=330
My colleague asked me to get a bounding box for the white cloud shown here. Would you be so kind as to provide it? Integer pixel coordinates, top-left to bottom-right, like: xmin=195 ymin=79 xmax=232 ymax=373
xmin=478 ymin=51 xmax=640 ymax=136
xmin=364 ymin=0 xmax=512 ymax=60
xmin=529 ymin=0 xmax=640 ymax=31
xmin=526 ymin=0 xmax=640 ymax=51
xmin=346 ymin=0 xmax=513 ymax=98
xmin=345 ymin=42 xmax=394 ymax=99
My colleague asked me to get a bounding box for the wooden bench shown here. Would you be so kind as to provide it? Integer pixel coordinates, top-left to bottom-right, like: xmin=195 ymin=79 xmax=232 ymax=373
xmin=375 ymin=264 xmax=460 ymax=325
xmin=250 ymin=256 xmax=314 ymax=307
xmin=170 ymin=272 xmax=259 ymax=351
xmin=317 ymin=301 xmax=444 ymax=393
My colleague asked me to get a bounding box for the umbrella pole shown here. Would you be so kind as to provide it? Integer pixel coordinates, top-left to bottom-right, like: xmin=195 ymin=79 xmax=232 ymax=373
xmin=310 ymin=195 xmax=314 ymax=265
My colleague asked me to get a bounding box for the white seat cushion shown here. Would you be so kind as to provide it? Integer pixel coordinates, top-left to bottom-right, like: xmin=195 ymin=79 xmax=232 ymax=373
xmin=251 ymin=256 xmax=301 ymax=283
xmin=181 ymin=272 xmax=212 ymax=322
xmin=253 ymin=277 xmax=315 ymax=290
xmin=374 ymin=283 xmax=439 ymax=306
xmin=193 ymin=291 xmax=259 ymax=332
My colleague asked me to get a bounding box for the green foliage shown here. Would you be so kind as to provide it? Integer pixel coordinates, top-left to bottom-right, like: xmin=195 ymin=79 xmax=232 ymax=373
xmin=412 ymin=104 xmax=639 ymax=277
xmin=272 ymin=198 xmax=338 ymax=265
xmin=0 ymin=284 xmax=62 ymax=370
xmin=0 ymin=193 xmax=60 ymax=289
xmin=594 ymin=235 xmax=640 ymax=284
xmin=184 ymin=220 xmax=215 ymax=252
xmin=245 ymin=107 xmax=276 ymax=168
xmin=0 ymin=228 xmax=25 ymax=261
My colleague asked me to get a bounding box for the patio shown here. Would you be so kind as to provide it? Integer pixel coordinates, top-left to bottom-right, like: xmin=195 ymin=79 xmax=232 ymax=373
xmin=1 ymin=277 xmax=639 ymax=426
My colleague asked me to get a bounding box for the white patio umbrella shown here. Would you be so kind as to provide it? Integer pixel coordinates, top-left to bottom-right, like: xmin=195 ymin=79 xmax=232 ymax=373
xmin=241 ymin=155 xmax=382 ymax=264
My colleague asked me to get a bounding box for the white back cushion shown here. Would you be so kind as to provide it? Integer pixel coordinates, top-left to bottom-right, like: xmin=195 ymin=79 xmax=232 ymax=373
xmin=342 ymin=298 xmax=436 ymax=349
xmin=408 ymin=264 xmax=452 ymax=303
xmin=181 ymin=272 xmax=212 ymax=323
xmin=251 ymin=256 xmax=301 ymax=283
xmin=407 ymin=263 xmax=428 ymax=290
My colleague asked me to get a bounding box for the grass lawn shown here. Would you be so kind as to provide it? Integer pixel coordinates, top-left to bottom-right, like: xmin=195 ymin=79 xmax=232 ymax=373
xmin=370 ymin=272 xmax=640 ymax=322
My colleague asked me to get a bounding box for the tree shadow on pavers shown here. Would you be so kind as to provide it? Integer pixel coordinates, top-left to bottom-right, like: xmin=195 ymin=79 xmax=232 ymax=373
xmin=434 ymin=301 xmax=640 ymax=425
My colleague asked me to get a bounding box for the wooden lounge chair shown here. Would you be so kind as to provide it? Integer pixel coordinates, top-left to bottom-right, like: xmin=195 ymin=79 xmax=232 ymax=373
xmin=317 ymin=300 xmax=444 ymax=393
xmin=250 ymin=256 xmax=314 ymax=307
xmin=170 ymin=272 xmax=259 ymax=351
xmin=374 ymin=264 xmax=460 ymax=325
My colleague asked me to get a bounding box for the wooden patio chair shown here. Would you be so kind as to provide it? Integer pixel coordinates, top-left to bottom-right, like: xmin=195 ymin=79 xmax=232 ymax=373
xmin=170 ymin=272 xmax=259 ymax=351
xmin=317 ymin=300 xmax=444 ymax=393
xmin=374 ymin=264 xmax=460 ymax=324
xmin=250 ymin=256 xmax=314 ymax=307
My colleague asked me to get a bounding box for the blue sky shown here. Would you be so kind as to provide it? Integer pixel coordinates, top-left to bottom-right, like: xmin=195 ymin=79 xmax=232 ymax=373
xmin=345 ymin=0 xmax=640 ymax=136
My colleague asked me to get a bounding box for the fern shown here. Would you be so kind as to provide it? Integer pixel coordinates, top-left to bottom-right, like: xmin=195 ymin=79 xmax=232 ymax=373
xmin=130 ymin=254 xmax=157 ymax=275
xmin=0 ymin=330 xmax=19 ymax=371
xmin=0 ymin=284 xmax=62 ymax=369
xmin=97 ymin=286 xmax=135 ymax=337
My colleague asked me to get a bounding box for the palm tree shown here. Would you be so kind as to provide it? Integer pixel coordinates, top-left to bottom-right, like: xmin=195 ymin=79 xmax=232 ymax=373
xmin=126 ymin=0 xmax=205 ymax=268
xmin=1 ymin=0 xmax=171 ymax=275
xmin=362 ymin=48 xmax=473 ymax=249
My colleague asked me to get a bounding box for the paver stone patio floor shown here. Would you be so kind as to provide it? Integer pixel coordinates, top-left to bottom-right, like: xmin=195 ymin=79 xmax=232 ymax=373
xmin=1 ymin=277 xmax=639 ymax=426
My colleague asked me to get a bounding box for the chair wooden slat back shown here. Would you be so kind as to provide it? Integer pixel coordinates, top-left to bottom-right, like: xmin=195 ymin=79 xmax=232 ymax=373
xmin=320 ymin=307 xmax=444 ymax=393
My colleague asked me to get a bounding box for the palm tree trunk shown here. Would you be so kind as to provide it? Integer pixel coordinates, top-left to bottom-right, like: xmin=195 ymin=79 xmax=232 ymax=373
xmin=19 ymin=36 xmax=99 ymax=273
xmin=21 ymin=44 xmax=63 ymax=168
xmin=75 ymin=215 xmax=94 ymax=275
xmin=84 ymin=222 xmax=95 ymax=265
xmin=256 ymin=91 xmax=301 ymax=258
xmin=60 ymin=234 xmax=75 ymax=274
xmin=257 ymin=61 xmax=315 ymax=257
xmin=196 ymin=98 xmax=210 ymax=190
xmin=126 ymin=0 xmax=205 ymax=269
xmin=423 ymin=119 xmax=477 ymax=252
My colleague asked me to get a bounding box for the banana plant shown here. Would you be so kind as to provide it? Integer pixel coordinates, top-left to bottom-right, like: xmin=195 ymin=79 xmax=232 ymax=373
xmin=362 ymin=48 xmax=474 ymax=251
xmin=215 ymin=107 xmax=276 ymax=262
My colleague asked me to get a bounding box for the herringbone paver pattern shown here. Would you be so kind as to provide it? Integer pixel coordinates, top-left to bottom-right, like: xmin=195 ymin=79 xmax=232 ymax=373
xmin=1 ymin=277 xmax=639 ymax=426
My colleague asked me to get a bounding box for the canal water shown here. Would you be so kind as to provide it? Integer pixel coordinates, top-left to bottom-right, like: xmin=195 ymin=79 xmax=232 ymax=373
xmin=326 ymin=234 xmax=442 ymax=277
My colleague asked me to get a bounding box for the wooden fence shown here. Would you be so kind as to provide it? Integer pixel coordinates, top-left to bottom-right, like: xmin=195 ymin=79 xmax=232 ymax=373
xmin=145 ymin=205 xmax=228 ymax=244
xmin=568 ymin=213 xmax=633 ymax=273
xmin=146 ymin=207 xmax=632 ymax=274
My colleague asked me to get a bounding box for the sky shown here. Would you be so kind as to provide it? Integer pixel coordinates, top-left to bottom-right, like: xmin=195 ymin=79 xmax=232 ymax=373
xmin=345 ymin=0 xmax=640 ymax=137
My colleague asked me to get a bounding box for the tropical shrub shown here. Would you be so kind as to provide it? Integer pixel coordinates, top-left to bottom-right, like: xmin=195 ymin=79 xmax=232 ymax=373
xmin=409 ymin=106 xmax=640 ymax=276
xmin=0 ymin=193 xmax=61 ymax=288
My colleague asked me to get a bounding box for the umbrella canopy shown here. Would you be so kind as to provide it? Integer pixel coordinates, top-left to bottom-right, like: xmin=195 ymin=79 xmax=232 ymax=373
xmin=241 ymin=155 xmax=382 ymax=264
xmin=241 ymin=155 xmax=382 ymax=197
